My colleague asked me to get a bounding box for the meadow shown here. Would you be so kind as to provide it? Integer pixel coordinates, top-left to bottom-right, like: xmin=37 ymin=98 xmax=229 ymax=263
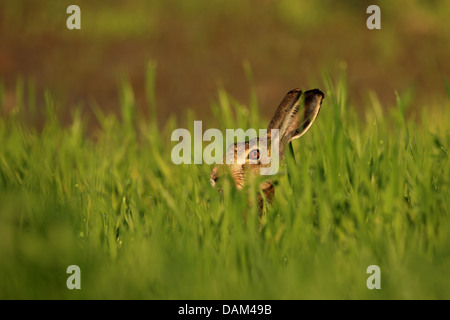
xmin=1 ymin=67 xmax=449 ymax=299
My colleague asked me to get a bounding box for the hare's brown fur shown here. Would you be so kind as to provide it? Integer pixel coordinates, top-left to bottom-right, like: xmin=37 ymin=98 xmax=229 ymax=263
xmin=210 ymin=88 xmax=324 ymax=210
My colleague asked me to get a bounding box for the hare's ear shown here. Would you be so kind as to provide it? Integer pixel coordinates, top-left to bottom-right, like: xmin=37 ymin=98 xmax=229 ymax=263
xmin=267 ymin=88 xmax=303 ymax=140
xmin=286 ymin=89 xmax=324 ymax=142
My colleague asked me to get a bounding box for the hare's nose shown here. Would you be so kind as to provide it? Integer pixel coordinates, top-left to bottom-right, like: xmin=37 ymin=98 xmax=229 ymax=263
xmin=210 ymin=167 xmax=219 ymax=187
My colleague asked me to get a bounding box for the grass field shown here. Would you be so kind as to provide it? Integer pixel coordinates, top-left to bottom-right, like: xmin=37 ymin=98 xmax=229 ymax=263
xmin=1 ymin=68 xmax=450 ymax=299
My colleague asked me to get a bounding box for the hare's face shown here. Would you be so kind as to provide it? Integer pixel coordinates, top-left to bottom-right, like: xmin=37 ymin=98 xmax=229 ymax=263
xmin=210 ymin=88 xmax=324 ymax=208
xmin=211 ymin=135 xmax=274 ymax=189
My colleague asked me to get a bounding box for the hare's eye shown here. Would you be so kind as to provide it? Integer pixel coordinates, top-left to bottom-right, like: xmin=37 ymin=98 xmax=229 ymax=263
xmin=248 ymin=149 xmax=260 ymax=161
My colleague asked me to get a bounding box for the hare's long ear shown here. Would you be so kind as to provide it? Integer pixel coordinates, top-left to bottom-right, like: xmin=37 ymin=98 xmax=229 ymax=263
xmin=267 ymin=88 xmax=303 ymax=140
xmin=286 ymin=89 xmax=324 ymax=142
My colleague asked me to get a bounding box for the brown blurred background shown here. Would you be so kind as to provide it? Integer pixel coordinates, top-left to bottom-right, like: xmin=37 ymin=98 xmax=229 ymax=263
xmin=1 ymin=0 xmax=449 ymax=127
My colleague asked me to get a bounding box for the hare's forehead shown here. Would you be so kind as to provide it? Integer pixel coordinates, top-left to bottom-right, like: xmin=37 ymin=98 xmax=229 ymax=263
xmin=225 ymin=137 xmax=268 ymax=153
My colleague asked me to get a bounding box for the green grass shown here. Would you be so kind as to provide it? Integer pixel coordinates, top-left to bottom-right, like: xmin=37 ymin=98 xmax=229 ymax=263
xmin=1 ymin=69 xmax=449 ymax=299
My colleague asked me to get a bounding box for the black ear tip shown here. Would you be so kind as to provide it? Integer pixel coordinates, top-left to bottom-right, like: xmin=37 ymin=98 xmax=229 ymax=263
xmin=305 ymin=89 xmax=325 ymax=100
xmin=286 ymin=88 xmax=303 ymax=99
xmin=304 ymin=89 xmax=325 ymax=107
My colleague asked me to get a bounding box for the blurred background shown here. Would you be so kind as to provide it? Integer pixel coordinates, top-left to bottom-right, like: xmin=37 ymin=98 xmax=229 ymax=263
xmin=1 ymin=0 xmax=449 ymax=127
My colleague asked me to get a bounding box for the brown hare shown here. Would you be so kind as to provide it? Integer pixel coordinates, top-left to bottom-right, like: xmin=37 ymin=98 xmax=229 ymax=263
xmin=210 ymin=88 xmax=324 ymax=210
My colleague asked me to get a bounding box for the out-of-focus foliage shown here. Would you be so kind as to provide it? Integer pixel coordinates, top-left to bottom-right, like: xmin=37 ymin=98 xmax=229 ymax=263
xmin=0 ymin=0 xmax=449 ymax=127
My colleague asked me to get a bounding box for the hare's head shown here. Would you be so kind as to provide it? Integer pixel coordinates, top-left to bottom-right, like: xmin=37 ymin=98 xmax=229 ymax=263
xmin=210 ymin=88 xmax=324 ymax=206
